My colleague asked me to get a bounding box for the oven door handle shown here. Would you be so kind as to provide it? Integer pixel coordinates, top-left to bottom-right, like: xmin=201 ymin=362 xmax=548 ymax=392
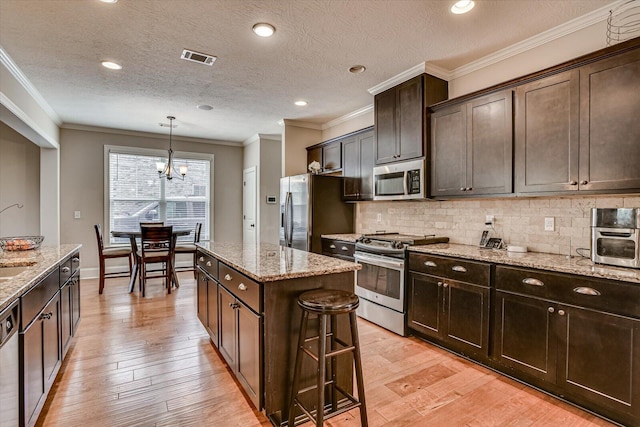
xmin=354 ymin=253 xmax=405 ymax=270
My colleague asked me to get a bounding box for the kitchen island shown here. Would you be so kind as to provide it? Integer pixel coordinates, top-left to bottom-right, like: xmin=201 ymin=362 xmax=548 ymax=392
xmin=195 ymin=241 xmax=360 ymax=426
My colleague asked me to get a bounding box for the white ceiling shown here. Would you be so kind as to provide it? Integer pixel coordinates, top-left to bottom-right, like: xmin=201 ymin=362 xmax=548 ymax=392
xmin=0 ymin=0 xmax=614 ymax=144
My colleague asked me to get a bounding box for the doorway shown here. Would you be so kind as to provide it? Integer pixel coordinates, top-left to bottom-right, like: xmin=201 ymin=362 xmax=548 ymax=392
xmin=243 ymin=166 xmax=257 ymax=244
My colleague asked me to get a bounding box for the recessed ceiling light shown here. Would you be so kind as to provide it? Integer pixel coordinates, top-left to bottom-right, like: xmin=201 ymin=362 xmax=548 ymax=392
xmin=451 ymin=0 xmax=475 ymax=14
xmin=99 ymin=0 xmax=118 ymax=3
xmin=349 ymin=65 xmax=366 ymax=74
xmin=197 ymin=104 xmax=213 ymax=111
xmin=101 ymin=60 xmax=122 ymax=70
xmin=294 ymin=100 xmax=308 ymax=106
xmin=253 ymin=23 xmax=275 ymax=37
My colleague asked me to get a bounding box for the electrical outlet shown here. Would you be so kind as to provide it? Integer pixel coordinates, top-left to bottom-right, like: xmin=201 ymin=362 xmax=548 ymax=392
xmin=376 ymin=213 xmax=382 ymax=223
xmin=544 ymin=217 xmax=554 ymax=231
xmin=74 ymin=210 xmax=81 ymax=219
xmin=485 ymin=215 xmax=494 ymax=226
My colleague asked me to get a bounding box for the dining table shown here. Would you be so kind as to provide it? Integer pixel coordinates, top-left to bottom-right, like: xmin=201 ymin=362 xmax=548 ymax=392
xmin=111 ymin=227 xmax=192 ymax=293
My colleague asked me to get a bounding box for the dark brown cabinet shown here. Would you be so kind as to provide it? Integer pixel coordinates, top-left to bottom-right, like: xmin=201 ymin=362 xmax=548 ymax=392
xmin=431 ymin=90 xmax=513 ymax=197
xmin=494 ymin=265 xmax=640 ymax=425
xmin=197 ymin=271 xmax=208 ymax=326
xmin=21 ymin=270 xmax=61 ymax=427
xmin=60 ymin=253 xmax=80 ymax=358
xmin=321 ymin=238 xmax=355 ymax=262
xmin=218 ymin=286 xmax=237 ymax=368
xmin=306 ymin=140 xmax=342 ymax=174
xmin=342 ymin=127 xmax=375 ymax=200
xmin=408 ymin=253 xmax=491 ymax=359
xmin=375 ymin=74 xmax=448 ymax=165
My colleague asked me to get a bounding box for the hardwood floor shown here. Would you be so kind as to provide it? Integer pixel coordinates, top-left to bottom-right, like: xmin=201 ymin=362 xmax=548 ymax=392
xmin=39 ymin=275 xmax=614 ymax=427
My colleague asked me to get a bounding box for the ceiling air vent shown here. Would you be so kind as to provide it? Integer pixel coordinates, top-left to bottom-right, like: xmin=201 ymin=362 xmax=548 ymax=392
xmin=181 ymin=49 xmax=217 ymax=66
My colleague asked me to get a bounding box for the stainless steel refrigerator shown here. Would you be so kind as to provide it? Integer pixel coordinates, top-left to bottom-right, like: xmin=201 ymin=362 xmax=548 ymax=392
xmin=280 ymin=173 xmax=354 ymax=253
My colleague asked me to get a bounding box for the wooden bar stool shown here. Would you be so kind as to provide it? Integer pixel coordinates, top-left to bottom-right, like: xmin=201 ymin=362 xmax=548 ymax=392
xmin=288 ymin=289 xmax=367 ymax=427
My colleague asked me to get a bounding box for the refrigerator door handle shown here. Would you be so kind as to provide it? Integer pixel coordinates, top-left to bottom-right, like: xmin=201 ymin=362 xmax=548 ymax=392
xmin=286 ymin=191 xmax=294 ymax=246
xmin=283 ymin=192 xmax=290 ymax=246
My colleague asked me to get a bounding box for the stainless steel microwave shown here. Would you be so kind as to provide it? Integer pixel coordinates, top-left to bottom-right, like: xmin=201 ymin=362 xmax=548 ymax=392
xmin=373 ymin=158 xmax=425 ymax=201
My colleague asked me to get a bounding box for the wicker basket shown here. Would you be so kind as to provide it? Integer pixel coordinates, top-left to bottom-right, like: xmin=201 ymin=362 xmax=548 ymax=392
xmin=0 ymin=236 xmax=45 ymax=251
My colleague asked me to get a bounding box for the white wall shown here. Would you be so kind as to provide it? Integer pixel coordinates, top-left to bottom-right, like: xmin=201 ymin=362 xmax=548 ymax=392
xmin=60 ymin=127 xmax=244 ymax=272
xmin=0 ymin=122 xmax=40 ymax=236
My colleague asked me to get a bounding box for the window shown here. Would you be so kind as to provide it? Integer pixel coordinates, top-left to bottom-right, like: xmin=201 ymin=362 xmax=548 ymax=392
xmin=105 ymin=146 xmax=212 ymax=244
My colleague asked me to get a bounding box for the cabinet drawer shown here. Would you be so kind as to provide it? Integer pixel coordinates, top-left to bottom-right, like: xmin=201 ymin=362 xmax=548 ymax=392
xmin=409 ymin=253 xmax=490 ymax=286
xmin=21 ymin=268 xmax=59 ymax=330
xmin=219 ymin=263 xmax=260 ymax=313
xmin=496 ymin=266 xmax=640 ymax=319
xmin=321 ymin=239 xmax=355 ymax=257
xmin=59 ymin=252 xmax=80 ymax=285
xmin=197 ymin=251 xmax=218 ymax=279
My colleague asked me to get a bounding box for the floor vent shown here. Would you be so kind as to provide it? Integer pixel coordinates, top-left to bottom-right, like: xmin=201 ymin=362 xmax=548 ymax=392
xmin=181 ymin=49 xmax=217 ymax=66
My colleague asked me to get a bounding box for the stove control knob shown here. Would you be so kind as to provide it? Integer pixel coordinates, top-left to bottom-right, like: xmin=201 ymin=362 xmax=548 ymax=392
xmin=363 ymin=238 xmax=371 ymax=244
xmin=393 ymin=241 xmax=404 ymax=249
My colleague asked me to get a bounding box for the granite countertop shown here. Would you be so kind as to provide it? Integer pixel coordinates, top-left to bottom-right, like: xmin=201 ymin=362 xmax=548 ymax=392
xmin=0 ymin=244 xmax=82 ymax=312
xmin=321 ymin=233 xmax=361 ymax=243
xmin=409 ymin=243 xmax=640 ymax=284
xmin=196 ymin=241 xmax=360 ymax=282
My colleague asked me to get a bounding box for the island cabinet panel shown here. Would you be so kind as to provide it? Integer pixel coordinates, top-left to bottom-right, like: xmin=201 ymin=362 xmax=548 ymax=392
xmin=196 ymin=272 xmax=208 ymax=326
xmin=408 ymin=253 xmax=491 ymax=360
xmin=431 ymin=90 xmax=513 ymax=198
xmin=236 ymin=301 xmax=262 ymax=407
xmin=218 ymin=285 xmax=238 ymax=369
xmin=579 ymin=48 xmax=640 ymax=192
xmin=206 ymin=278 xmax=219 ymax=346
xmin=515 ymin=69 xmax=580 ymax=193
xmin=493 ymin=265 xmax=640 ymax=426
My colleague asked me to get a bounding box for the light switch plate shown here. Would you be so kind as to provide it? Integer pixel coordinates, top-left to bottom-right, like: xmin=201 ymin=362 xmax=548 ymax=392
xmin=74 ymin=210 xmax=81 ymax=219
xmin=544 ymin=217 xmax=554 ymax=231
xmin=376 ymin=213 xmax=382 ymax=223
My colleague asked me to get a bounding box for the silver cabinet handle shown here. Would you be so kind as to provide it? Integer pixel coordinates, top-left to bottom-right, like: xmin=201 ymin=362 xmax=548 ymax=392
xmin=452 ymin=265 xmax=467 ymax=273
xmin=580 ymin=180 xmax=588 ymax=185
xmin=61 ymin=267 xmax=71 ymax=273
xmin=238 ymin=283 xmax=247 ymax=291
xmin=424 ymin=261 xmax=437 ymax=267
xmin=329 ymin=244 xmax=336 ymax=249
xmin=72 ymin=257 xmax=80 ymax=264
xmin=569 ymin=181 xmax=578 ymax=185
xmin=224 ymin=274 xmax=232 ymax=281
xmin=460 ymin=187 xmax=465 ymax=191
xmin=206 ymin=261 xmax=212 ymax=267
xmin=573 ymin=287 xmax=601 ymax=296
xmin=341 ymin=246 xmax=349 ymax=251
xmin=548 ymin=307 xmax=555 ymax=313
xmin=522 ymin=278 xmax=544 ymax=287
xmin=443 ymin=283 xmax=449 ymax=288
xmin=199 ymin=256 xmax=204 ymax=262
xmin=229 ymin=302 xmax=234 ymax=308
xmin=558 ymin=309 xmax=566 ymax=316
xmin=437 ymin=281 xmax=443 ymax=287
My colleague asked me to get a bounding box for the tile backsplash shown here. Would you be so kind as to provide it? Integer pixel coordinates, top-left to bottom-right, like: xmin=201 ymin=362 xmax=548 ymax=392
xmin=356 ymin=195 xmax=640 ymax=256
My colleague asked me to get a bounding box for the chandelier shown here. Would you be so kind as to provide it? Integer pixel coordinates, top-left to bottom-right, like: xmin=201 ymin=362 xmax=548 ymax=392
xmin=156 ymin=116 xmax=187 ymax=180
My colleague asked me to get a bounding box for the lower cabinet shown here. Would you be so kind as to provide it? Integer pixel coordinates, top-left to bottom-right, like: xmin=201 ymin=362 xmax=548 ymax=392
xmin=60 ymin=272 xmax=80 ymax=358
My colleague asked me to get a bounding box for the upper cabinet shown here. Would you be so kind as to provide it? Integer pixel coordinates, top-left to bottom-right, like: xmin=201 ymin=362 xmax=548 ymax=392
xmin=342 ymin=127 xmax=375 ymax=200
xmin=516 ymin=48 xmax=640 ymax=194
xmin=375 ymin=74 xmax=448 ymax=165
xmin=306 ymin=139 xmax=342 ymax=174
xmin=431 ymin=90 xmax=513 ymax=198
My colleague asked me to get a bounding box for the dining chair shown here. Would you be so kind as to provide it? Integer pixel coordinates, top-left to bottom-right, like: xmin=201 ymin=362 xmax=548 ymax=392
xmin=138 ymin=225 xmax=175 ymax=297
xmin=94 ymin=224 xmax=133 ymax=294
xmin=174 ymin=222 xmax=202 ymax=279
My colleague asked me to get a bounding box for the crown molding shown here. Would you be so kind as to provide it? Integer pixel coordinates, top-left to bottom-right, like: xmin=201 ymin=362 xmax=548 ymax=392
xmin=1 ymin=91 xmax=59 ymax=148
xmin=280 ymin=119 xmax=323 ymax=130
xmin=322 ymin=104 xmax=373 ymax=130
xmin=0 ymin=46 xmax=61 ymax=125
xmin=368 ymin=63 xmax=427 ymax=95
xmin=424 ymin=63 xmax=454 ymax=81
xmin=258 ymin=133 xmax=282 ymax=141
xmin=61 ymin=123 xmax=242 ymax=147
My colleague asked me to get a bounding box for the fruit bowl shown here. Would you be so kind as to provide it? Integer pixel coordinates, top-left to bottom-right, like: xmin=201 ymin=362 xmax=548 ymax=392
xmin=0 ymin=236 xmax=44 ymax=251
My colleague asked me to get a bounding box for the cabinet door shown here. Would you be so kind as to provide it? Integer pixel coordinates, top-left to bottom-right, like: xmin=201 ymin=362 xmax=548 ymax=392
xmin=197 ymin=272 xmax=208 ymax=326
xmin=579 ymin=48 xmax=640 ymax=191
xmin=407 ymin=272 xmax=443 ymax=339
xmin=60 ymin=282 xmax=72 ymax=356
xmin=207 ymin=279 xmax=219 ymax=346
xmin=71 ymin=275 xmax=81 ymax=334
xmin=322 ymin=141 xmax=341 ymax=172
xmin=375 ymin=87 xmax=398 ymax=164
xmin=342 ymin=136 xmax=360 ymax=198
xmin=493 ymin=291 xmax=557 ymax=383
xmin=218 ymin=286 xmax=237 ymax=368
xmin=557 ymin=305 xmax=640 ymax=420
xmin=515 ymin=70 xmax=580 ymax=193
xmin=22 ymin=317 xmax=44 ymax=426
xmin=359 ymin=130 xmax=375 ymax=199
xmin=467 ymin=90 xmax=513 ymax=195
xmin=396 ymin=76 xmax=424 ymax=161
xmin=42 ymin=294 xmax=61 ymax=389
xmin=431 ymin=104 xmax=466 ymax=197
xmin=236 ymin=301 xmax=262 ymax=409
xmin=443 ymin=280 xmax=490 ymax=358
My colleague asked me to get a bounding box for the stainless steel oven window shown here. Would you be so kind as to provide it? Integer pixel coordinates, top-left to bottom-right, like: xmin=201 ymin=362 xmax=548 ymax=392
xmin=357 ymin=260 xmax=402 ymax=299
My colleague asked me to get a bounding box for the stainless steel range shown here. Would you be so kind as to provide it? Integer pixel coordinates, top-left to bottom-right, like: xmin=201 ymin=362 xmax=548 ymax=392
xmin=354 ymin=232 xmax=448 ymax=336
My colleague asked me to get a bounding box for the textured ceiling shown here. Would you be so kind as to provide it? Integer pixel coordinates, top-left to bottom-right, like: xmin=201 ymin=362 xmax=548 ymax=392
xmin=0 ymin=0 xmax=613 ymax=143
